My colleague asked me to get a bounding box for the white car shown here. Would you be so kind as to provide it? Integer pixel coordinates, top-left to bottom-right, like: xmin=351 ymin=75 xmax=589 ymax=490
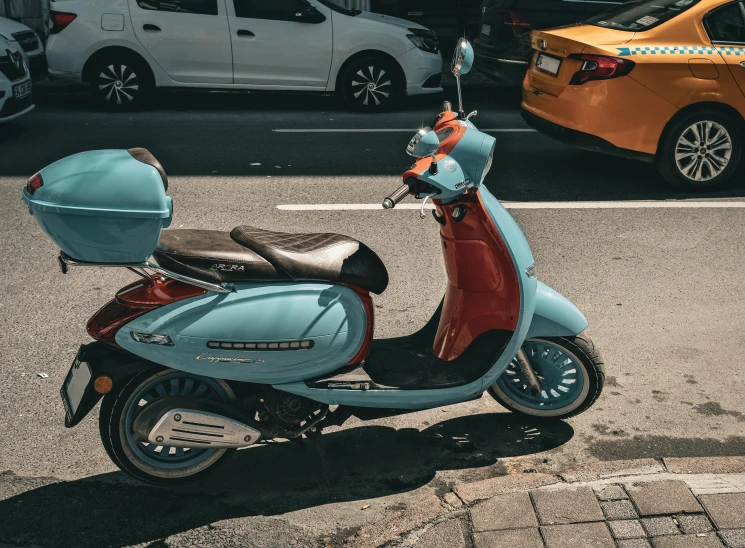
xmin=0 ymin=17 xmax=46 ymax=82
xmin=45 ymin=0 xmax=443 ymax=112
xmin=0 ymin=37 xmax=34 ymax=123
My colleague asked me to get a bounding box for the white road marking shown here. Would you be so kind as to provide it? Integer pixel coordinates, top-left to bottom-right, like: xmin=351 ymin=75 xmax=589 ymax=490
xmin=272 ymin=128 xmax=537 ymax=133
xmin=277 ymin=201 xmax=745 ymax=211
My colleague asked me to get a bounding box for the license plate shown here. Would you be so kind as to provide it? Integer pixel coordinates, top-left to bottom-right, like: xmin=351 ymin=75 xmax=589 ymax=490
xmin=61 ymin=356 xmax=92 ymax=418
xmin=535 ymin=53 xmax=561 ymax=77
xmin=13 ymin=80 xmax=32 ymax=100
xmin=481 ymin=24 xmax=492 ymax=36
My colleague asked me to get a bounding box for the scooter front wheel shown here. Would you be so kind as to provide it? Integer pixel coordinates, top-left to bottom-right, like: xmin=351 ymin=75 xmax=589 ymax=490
xmin=489 ymin=335 xmax=605 ymax=420
xmin=99 ymin=369 xmax=236 ymax=485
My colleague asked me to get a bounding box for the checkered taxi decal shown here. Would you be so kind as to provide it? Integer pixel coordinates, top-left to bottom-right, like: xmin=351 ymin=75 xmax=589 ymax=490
xmin=617 ymin=45 xmax=745 ymax=56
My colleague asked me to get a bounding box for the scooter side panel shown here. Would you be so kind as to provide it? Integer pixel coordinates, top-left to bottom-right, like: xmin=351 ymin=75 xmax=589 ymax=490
xmin=116 ymin=283 xmax=366 ymax=383
xmin=477 ymin=186 xmax=538 ymax=389
xmin=527 ymin=282 xmax=588 ymax=339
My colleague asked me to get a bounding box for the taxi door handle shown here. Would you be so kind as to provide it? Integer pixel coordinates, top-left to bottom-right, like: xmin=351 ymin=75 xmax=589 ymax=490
xmin=237 ymin=29 xmax=255 ymax=37
xmin=740 ymin=61 xmax=745 ymax=68
xmin=143 ymin=24 xmax=161 ymax=32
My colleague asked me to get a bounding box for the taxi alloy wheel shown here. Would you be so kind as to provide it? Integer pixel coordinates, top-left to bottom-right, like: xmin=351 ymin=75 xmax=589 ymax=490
xmin=675 ymin=121 xmax=732 ymax=182
xmin=657 ymin=109 xmax=742 ymax=191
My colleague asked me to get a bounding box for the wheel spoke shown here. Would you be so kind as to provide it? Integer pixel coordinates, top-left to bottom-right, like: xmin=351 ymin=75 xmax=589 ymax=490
xmin=183 ymin=377 xmax=194 ymax=396
xmin=675 ymin=151 xmax=696 ymax=162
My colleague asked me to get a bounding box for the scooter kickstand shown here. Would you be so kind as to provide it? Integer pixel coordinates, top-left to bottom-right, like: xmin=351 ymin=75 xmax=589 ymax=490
xmin=305 ymin=427 xmax=334 ymax=486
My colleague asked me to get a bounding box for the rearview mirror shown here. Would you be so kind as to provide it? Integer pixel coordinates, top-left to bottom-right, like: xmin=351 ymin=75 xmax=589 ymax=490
xmin=451 ymin=38 xmax=473 ymax=76
xmin=406 ymin=127 xmax=440 ymax=159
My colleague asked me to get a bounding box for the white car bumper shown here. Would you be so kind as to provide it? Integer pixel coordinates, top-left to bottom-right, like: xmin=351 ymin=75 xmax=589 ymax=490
xmin=0 ymin=77 xmax=34 ymax=123
xmin=397 ymin=46 xmax=443 ymax=96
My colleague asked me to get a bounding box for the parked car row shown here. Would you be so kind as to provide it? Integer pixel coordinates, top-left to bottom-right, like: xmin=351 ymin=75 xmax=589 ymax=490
xmin=43 ymin=0 xmax=443 ymax=112
xmin=4 ymin=0 xmax=745 ymax=191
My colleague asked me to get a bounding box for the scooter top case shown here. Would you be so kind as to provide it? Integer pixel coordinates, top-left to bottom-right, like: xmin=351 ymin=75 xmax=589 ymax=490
xmin=22 ymin=148 xmax=172 ymax=264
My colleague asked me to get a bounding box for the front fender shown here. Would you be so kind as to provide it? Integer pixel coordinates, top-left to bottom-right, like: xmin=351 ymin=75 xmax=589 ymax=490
xmin=526 ymin=282 xmax=588 ymax=339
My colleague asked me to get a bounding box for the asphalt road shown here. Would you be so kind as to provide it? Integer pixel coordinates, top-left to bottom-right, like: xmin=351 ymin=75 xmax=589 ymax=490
xmin=1 ymin=85 xmax=745 ymax=547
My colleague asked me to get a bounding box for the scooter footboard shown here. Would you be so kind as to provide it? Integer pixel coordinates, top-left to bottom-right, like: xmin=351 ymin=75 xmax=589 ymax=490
xmin=526 ymin=282 xmax=588 ymax=339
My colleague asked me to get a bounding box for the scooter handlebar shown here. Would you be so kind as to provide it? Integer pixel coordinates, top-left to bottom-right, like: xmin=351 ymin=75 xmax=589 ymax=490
xmin=383 ymin=182 xmax=411 ymax=209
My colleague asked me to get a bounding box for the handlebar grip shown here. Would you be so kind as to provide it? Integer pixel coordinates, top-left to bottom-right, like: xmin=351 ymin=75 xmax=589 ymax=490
xmin=441 ymin=101 xmax=453 ymax=112
xmin=382 ymin=182 xmax=411 ymax=209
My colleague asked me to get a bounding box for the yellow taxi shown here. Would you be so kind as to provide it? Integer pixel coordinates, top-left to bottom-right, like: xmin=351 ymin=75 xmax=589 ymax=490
xmin=521 ymin=0 xmax=745 ymax=190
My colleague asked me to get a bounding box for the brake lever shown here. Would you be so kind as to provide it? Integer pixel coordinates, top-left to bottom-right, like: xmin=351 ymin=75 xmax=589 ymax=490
xmin=420 ymin=193 xmax=436 ymax=219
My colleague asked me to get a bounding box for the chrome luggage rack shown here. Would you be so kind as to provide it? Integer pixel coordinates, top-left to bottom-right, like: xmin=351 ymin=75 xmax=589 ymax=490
xmin=58 ymin=251 xmax=234 ymax=294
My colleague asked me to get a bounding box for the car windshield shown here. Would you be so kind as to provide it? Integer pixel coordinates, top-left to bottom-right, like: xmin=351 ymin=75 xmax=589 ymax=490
xmin=316 ymin=0 xmax=361 ymax=16
xmin=585 ymin=0 xmax=702 ymax=32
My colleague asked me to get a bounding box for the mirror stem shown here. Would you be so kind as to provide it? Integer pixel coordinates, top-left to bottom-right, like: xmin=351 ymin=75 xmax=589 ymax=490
xmin=429 ymin=153 xmax=438 ymax=175
xmin=456 ymin=75 xmax=465 ymax=119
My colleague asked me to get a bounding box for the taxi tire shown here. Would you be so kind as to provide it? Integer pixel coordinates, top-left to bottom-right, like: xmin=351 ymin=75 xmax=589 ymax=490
xmin=656 ymin=109 xmax=742 ymax=191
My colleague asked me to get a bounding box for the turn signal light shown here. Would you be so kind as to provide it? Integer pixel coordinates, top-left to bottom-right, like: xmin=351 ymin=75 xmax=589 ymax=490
xmin=131 ymin=332 xmax=174 ymax=346
xmin=26 ymin=173 xmax=43 ymax=194
xmin=50 ymin=11 xmax=77 ymax=34
xmin=568 ymin=54 xmax=635 ymax=85
xmin=93 ymin=376 xmax=114 ymax=394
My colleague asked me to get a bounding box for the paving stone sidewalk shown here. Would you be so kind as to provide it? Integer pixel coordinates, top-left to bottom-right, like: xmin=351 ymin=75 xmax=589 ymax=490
xmin=344 ymin=457 xmax=745 ymax=548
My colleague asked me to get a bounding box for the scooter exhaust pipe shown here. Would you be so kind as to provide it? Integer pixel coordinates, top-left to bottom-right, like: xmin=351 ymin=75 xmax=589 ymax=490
xmin=132 ymin=397 xmax=263 ymax=449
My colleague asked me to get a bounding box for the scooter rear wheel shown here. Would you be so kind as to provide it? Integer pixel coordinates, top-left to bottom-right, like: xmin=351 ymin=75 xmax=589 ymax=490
xmin=489 ymin=334 xmax=604 ymax=420
xmin=99 ymin=369 xmax=236 ymax=485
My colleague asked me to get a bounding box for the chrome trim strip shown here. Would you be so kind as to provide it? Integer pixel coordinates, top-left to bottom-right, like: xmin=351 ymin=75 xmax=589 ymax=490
xmin=146 ymin=262 xmax=234 ymax=293
xmin=496 ymin=58 xmax=529 ymax=65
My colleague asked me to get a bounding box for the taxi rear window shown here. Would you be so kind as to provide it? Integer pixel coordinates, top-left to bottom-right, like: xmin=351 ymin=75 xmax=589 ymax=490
xmin=586 ymin=0 xmax=702 ymax=32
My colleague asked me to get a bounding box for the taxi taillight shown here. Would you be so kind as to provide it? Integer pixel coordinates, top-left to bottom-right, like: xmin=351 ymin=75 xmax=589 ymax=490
xmin=568 ymin=54 xmax=635 ymax=85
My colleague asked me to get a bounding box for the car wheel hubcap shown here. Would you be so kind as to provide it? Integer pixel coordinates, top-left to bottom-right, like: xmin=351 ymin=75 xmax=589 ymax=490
xmin=351 ymin=66 xmax=392 ymax=106
xmin=99 ymin=63 xmax=139 ymax=105
xmin=675 ymin=121 xmax=732 ymax=182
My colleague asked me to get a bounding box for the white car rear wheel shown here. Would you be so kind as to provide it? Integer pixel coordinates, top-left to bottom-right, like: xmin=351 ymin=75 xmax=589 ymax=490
xmin=91 ymin=55 xmax=153 ymax=112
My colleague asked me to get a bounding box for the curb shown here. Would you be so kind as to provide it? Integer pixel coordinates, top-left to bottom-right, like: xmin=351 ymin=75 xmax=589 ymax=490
xmin=342 ymin=456 xmax=745 ymax=547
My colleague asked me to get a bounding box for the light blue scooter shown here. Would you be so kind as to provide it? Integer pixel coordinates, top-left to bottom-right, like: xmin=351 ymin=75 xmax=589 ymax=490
xmin=22 ymin=40 xmax=604 ymax=485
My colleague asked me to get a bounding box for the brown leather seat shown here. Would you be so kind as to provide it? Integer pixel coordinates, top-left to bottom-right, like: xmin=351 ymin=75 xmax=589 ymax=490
xmin=230 ymin=226 xmax=389 ymax=294
xmin=152 ymin=227 xmax=389 ymax=294
xmin=152 ymin=229 xmax=284 ymax=284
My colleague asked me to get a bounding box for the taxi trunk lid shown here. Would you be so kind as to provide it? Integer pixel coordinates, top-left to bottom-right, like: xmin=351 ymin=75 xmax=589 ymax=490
xmin=527 ymin=25 xmax=635 ymax=96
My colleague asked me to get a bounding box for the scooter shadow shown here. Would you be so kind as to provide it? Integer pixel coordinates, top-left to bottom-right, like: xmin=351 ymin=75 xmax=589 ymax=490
xmin=0 ymin=412 xmax=573 ymax=548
